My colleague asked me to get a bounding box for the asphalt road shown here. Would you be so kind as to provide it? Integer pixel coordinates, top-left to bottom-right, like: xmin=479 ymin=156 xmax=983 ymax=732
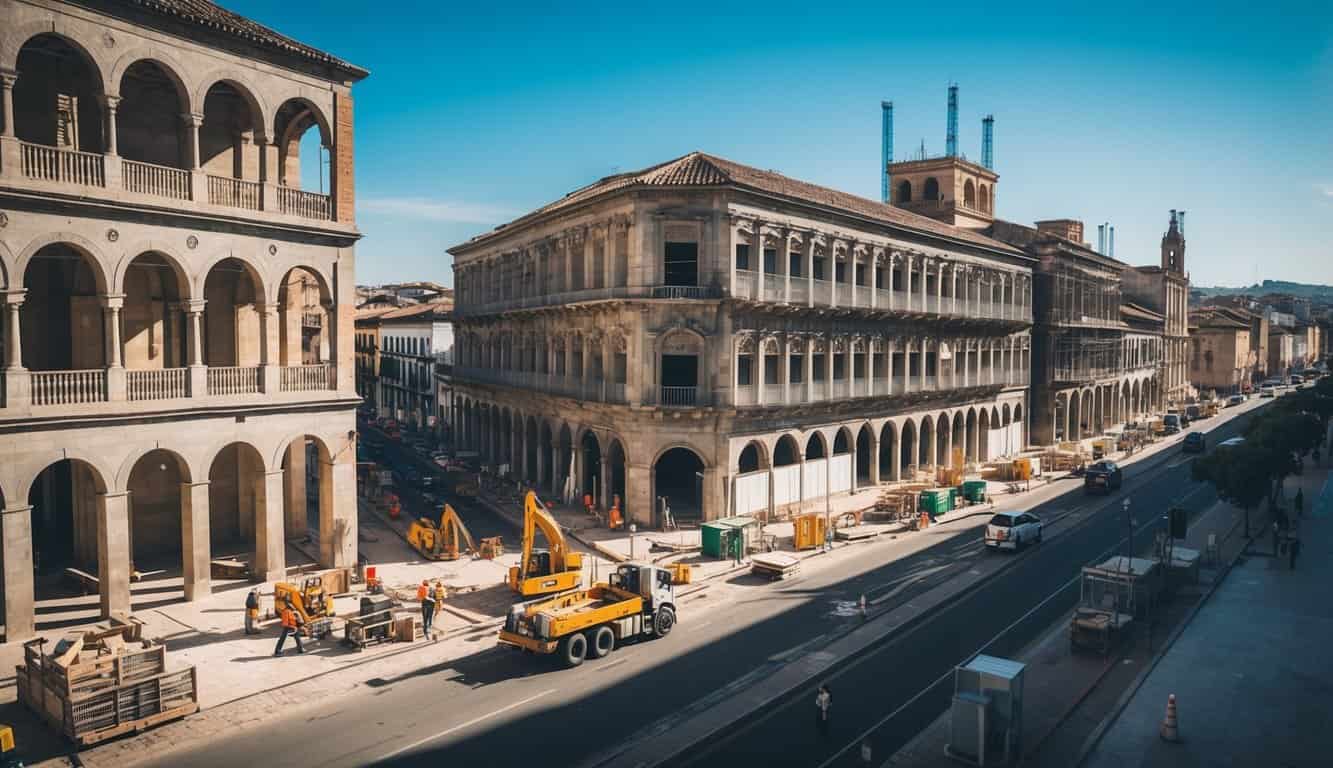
xmin=149 ymin=404 xmax=1267 ymax=768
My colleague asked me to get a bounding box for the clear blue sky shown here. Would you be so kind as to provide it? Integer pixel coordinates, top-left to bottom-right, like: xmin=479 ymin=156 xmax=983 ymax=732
xmin=227 ymin=0 xmax=1333 ymax=289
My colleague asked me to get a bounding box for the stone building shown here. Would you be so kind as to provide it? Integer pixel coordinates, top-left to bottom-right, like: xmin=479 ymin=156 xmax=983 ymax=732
xmin=359 ymin=302 xmax=452 ymax=428
xmin=449 ymin=152 xmax=1032 ymax=525
xmin=0 ymin=0 xmax=365 ymax=641
xmin=1189 ymin=310 xmax=1254 ymax=394
xmin=1121 ymin=212 xmax=1191 ymax=406
xmin=989 ymin=219 xmax=1164 ymax=446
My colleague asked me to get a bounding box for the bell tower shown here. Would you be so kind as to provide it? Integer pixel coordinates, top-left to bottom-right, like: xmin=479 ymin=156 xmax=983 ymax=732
xmin=1161 ymin=209 xmax=1186 ymax=274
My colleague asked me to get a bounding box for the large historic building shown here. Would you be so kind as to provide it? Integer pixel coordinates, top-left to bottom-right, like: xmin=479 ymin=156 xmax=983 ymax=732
xmin=355 ymin=302 xmax=453 ymax=428
xmin=989 ymin=219 xmax=1164 ymax=446
xmin=1121 ymin=212 xmax=1191 ymax=405
xmin=0 ymin=0 xmax=365 ymax=641
xmin=449 ymin=152 xmax=1032 ymax=525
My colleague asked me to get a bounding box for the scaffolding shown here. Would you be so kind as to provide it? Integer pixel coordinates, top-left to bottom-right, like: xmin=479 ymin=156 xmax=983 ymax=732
xmin=1047 ymin=261 xmax=1121 ymax=326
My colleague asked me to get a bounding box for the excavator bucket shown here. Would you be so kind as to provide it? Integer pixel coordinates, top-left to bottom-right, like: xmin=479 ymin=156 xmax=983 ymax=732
xmin=439 ymin=504 xmax=476 ymax=560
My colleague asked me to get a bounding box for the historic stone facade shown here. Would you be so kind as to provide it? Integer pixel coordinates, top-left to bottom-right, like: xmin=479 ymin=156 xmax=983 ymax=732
xmin=450 ymin=153 xmax=1032 ymax=525
xmin=0 ymin=0 xmax=366 ymax=641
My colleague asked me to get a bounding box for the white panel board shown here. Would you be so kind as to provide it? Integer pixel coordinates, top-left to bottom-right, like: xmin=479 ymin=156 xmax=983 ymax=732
xmin=773 ymin=465 xmax=801 ymax=506
xmin=803 ymin=459 xmax=828 ymax=501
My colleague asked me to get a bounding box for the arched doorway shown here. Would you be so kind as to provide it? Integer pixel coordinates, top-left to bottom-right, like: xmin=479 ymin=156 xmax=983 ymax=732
xmin=125 ymin=450 xmax=189 ymax=586
xmin=966 ymin=408 xmax=979 ymax=461
xmin=1013 ymin=403 xmax=1025 ymax=448
xmin=655 ymin=447 xmax=705 ymax=524
xmin=804 ymin=433 xmax=826 ymax=461
xmin=1055 ymin=392 xmax=1068 ymax=442
xmin=208 ymin=442 xmax=280 ymax=582
xmin=117 ymin=60 xmax=189 ymax=174
xmin=22 ymin=244 xmax=107 ymax=376
xmin=274 ymin=98 xmax=332 ymax=195
xmin=14 ymin=34 xmax=105 ymax=154
xmin=203 ymin=258 xmax=263 ymax=370
xmin=879 ymin=422 xmax=898 ymax=481
xmin=919 ymin=416 xmax=934 ymax=468
xmin=123 ymin=252 xmax=189 ymax=389
xmin=28 ymin=458 xmax=109 ymax=624
xmin=936 ymin=412 xmax=951 ymax=466
xmin=1068 ymin=391 xmax=1082 ymax=441
xmin=856 ymin=425 xmax=874 ymax=485
xmin=525 ymin=417 xmax=540 ymax=485
xmin=606 ymin=439 xmax=627 ymax=512
xmin=580 ymin=431 xmax=602 ymax=505
xmin=276 ymin=267 xmax=332 ymax=368
xmin=979 ymin=409 xmax=991 ymax=458
xmin=901 ymin=420 xmax=917 ymax=477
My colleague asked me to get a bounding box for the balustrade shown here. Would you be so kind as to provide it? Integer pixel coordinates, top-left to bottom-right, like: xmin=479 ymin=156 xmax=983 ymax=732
xmin=280 ymin=364 xmax=332 ymax=392
xmin=278 ymin=186 xmax=332 ymax=220
xmin=21 ymin=142 xmax=104 ymax=187
xmin=734 ymin=270 xmax=759 ymax=300
xmin=207 ymin=366 xmax=261 ymax=396
xmin=123 ymin=159 xmax=190 ymax=200
xmin=127 ymin=368 xmax=187 ymax=401
xmin=208 ymin=175 xmax=262 ymax=210
xmin=660 ymin=386 xmax=697 ymax=407
xmin=31 ymin=369 xmax=107 ymax=405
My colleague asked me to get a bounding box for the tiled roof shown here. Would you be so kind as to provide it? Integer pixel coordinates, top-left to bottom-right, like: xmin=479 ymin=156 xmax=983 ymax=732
xmin=121 ymin=0 xmax=368 ymax=78
xmin=379 ymin=301 xmax=453 ymax=322
xmin=458 ymin=152 xmax=1023 ymax=256
xmin=1191 ymin=310 xmax=1249 ymax=330
xmin=1121 ymin=301 xmax=1165 ymax=325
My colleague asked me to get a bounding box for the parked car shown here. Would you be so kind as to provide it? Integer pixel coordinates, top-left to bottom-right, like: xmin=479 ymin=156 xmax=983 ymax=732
xmin=1162 ymin=414 xmax=1181 ymax=434
xmin=1182 ymin=432 xmax=1206 ymax=453
xmin=1227 ymin=394 xmax=1246 ymax=407
xmin=985 ymin=511 xmax=1043 ymax=551
xmin=1185 ymin=404 xmax=1203 ymax=421
xmin=1290 ymin=374 xmax=1304 ymax=386
xmin=1084 ymin=460 xmax=1123 ymax=493
xmin=1259 ymin=386 xmax=1276 ymax=398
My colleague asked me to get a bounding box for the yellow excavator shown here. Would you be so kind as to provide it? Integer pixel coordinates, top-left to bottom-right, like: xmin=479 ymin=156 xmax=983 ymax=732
xmin=408 ymin=504 xmax=477 ymax=561
xmin=508 ymin=491 xmax=583 ymax=597
xmin=274 ymin=576 xmax=337 ymax=639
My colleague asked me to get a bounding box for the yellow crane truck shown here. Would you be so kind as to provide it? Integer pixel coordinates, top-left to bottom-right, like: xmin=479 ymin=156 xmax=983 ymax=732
xmin=498 ymin=563 xmax=676 ymax=667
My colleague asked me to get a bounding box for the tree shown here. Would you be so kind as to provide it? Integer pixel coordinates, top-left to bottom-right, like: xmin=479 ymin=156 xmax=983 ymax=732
xmin=1193 ymin=442 xmax=1271 ymax=535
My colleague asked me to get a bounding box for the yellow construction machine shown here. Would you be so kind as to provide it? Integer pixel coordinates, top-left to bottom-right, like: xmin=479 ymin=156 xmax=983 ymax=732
xmin=274 ymin=576 xmax=337 ymax=639
xmin=508 ymin=491 xmax=583 ymax=597
xmin=407 ymin=504 xmax=476 ymax=561
xmin=1 ymin=723 xmax=19 ymax=768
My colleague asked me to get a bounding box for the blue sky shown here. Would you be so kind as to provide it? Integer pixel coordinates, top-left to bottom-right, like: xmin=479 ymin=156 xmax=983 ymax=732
xmin=228 ymin=0 xmax=1333 ymax=289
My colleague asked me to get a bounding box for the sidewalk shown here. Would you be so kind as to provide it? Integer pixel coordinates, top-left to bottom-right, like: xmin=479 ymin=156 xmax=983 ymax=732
xmin=1080 ymin=458 xmax=1333 ymax=768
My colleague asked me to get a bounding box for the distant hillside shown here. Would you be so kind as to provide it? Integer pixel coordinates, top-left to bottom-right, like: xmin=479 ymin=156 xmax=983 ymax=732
xmin=1194 ymin=280 xmax=1333 ymax=301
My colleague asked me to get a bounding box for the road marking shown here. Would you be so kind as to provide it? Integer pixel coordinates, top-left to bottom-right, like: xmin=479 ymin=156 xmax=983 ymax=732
xmin=692 ymin=620 xmax=713 ymax=630
xmin=377 ymin=688 xmax=555 ymax=761
xmin=598 ymin=657 xmax=630 ymax=672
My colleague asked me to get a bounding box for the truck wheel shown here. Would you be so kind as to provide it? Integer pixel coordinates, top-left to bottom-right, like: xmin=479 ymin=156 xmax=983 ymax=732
xmin=653 ymin=607 xmax=676 ymax=638
xmin=560 ymin=632 xmax=588 ymax=668
xmin=589 ymin=625 xmax=615 ymax=659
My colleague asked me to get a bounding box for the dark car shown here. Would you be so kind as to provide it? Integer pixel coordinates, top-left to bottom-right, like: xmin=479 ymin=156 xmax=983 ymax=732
xmin=1162 ymin=414 xmax=1181 ymax=435
xmin=1182 ymin=431 xmax=1206 ymax=453
xmin=1084 ymin=460 xmax=1123 ymax=494
xmin=1185 ymin=405 xmax=1202 ymax=421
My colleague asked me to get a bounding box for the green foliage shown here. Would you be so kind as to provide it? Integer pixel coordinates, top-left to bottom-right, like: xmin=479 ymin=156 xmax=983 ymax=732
xmin=1192 ymin=442 xmax=1271 ymax=513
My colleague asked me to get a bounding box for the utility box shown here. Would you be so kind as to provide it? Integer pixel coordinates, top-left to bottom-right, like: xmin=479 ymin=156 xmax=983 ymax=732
xmin=947 ymin=655 xmax=1025 ymax=766
xmin=792 ymin=514 xmax=827 ymax=550
xmin=701 ymin=517 xmax=758 ymax=558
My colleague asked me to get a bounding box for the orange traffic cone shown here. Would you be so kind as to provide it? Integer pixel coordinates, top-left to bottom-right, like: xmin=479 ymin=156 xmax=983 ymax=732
xmin=1159 ymin=694 xmax=1179 ymax=742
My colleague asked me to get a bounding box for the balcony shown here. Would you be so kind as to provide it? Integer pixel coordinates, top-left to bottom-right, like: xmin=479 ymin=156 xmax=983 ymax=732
xmin=208 ymin=175 xmax=262 ymax=211
xmin=21 ymin=143 xmax=104 ymax=187
xmin=31 ymin=370 xmax=107 ymax=406
xmin=660 ymin=386 xmax=697 ymax=407
xmin=127 ymin=368 xmax=187 ymax=401
xmin=452 ymin=366 xmax=628 ymax=404
xmin=123 ymin=158 xmax=190 ymax=200
xmin=456 ymin=283 xmax=723 ymax=317
xmin=280 ymin=364 xmax=333 ymax=392
xmin=727 ymin=269 xmax=1028 ymax=323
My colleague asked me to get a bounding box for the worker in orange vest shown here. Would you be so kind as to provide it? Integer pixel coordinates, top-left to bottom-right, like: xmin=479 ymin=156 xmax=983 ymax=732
xmin=273 ymin=600 xmax=305 ymax=656
xmin=418 ymin=580 xmax=435 ymax=635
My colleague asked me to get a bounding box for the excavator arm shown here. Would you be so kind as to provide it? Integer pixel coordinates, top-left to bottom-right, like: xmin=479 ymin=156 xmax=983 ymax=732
xmin=439 ymin=504 xmax=475 ymax=556
xmin=519 ymin=491 xmax=568 ymax=580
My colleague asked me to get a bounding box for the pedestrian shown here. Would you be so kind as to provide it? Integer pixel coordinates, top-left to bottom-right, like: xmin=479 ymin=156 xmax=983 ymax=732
xmin=815 ymin=684 xmax=832 ymax=734
xmin=433 ymin=581 xmax=446 ymax=632
xmin=1289 ymin=536 xmax=1301 ymax=570
xmin=244 ymin=588 xmax=260 ymax=635
xmin=859 ymin=594 xmax=867 ymax=620
xmin=1295 ymin=489 xmax=1305 ymax=519
xmin=419 ymin=580 xmax=436 ymax=635
xmin=273 ymin=600 xmax=305 ymax=656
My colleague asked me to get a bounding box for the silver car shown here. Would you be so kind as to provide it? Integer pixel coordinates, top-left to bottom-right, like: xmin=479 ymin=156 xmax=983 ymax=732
xmin=985 ymin=511 xmax=1043 ymax=550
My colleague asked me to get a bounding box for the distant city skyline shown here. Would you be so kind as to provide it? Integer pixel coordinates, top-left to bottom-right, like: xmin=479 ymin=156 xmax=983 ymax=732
xmin=227 ymin=0 xmax=1333 ymax=288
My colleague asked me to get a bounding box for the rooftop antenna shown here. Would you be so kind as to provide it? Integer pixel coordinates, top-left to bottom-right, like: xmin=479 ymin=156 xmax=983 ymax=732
xmin=981 ymin=114 xmax=994 ymax=169
xmin=881 ymin=101 xmax=894 ymax=203
xmin=946 ymin=83 xmax=959 ymax=157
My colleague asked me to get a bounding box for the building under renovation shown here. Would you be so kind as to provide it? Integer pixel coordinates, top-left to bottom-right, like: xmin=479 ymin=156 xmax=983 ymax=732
xmin=451 ymin=114 xmax=1032 ymax=525
xmin=0 ymin=0 xmax=365 ymax=641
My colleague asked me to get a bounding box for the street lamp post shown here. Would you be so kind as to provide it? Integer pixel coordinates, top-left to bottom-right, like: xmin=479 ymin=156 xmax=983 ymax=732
xmin=1123 ymin=498 xmax=1133 ymax=561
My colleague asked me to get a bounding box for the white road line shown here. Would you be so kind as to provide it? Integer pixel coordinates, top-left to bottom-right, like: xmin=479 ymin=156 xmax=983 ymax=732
xmin=378 ymin=688 xmax=556 ymax=761
xmin=598 ymin=657 xmax=630 ymax=672
xmin=692 ymin=620 xmax=713 ymax=630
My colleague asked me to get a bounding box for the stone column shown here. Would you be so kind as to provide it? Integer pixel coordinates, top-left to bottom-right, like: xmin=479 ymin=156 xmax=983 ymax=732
xmin=828 ymin=240 xmax=839 ymax=308
xmin=756 ymin=340 xmax=767 ymax=405
xmin=866 ymin=343 xmax=875 ymax=397
xmin=322 ymin=458 xmax=357 ymax=568
xmin=886 ymin=339 xmax=896 ymax=395
xmin=920 ymin=257 xmax=929 ymax=313
xmin=254 ymin=470 xmax=286 ymax=583
xmin=2 ymin=290 xmax=29 ymax=407
xmin=600 ymin=457 xmax=612 ymax=510
xmin=97 ymin=492 xmax=132 ymax=619
xmin=919 ymin=338 xmax=927 ymax=391
xmin=2 ymin=505 xmax=35 ymax=641
xmin=0 ymin=71 xmax=15 ymax=139
xmin=781 ymin=339 xmax=792 ymax=404
xmin=103 ymin=95 xmax=121 ymax=156
xmin=181 ymin=112 xmax=205 ymax=201
xmin=180 ymin=482 xmax=211 ymax=601
xmin=626 ymin=464 xmax=652 ymax=527
xmin=186 ymin=299 xmax=207 ymax=396
xmin=284 ymin=440 xmax=308 ymax=537
xmin=259 ymin=302 xmax=280 ymax=393
xmin=870 ymin=251 xmax=879 ymax=309
xmin=887 ymin=253 xmax=896 ymax=310
xmin=825 ymin=340 xmax=835 ymax=400
xmin=805 ymin=237 xmax=816 ymax=308
xmin=779 ymin=228 xmax=792 ymax=303
xmin=804 ymin=341 xmax=814 ymax=402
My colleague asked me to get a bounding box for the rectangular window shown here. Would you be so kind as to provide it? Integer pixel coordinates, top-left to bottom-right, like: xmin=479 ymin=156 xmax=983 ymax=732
xmin=835 ymin=263 xmax=846 ymax=283
xmin=833 ymin=355 xmax=846 ymax=380
xmin=875 ymin=269 xmax=885 ymax=289
xmin=789 ymin=253 xmax=802 ymax=278
xmin=664 ymin=242 xmax=699 ymax=286
xmin=813 ymin=354 xmax=826 ymax=381
xmin=854 ymin=355 xmax=866 ymax=378
xmin=737 ymin=355 xmax=753 ymax=386
xmin=614 ymin=352 xmax=627 ymax=383
xmin=735 ymin=244 xmax=750 ymax=270
xmin=763 ymin=248 xmax=777 ymax=275
xmin=813 ymin=257 xmax=826 ymax=281
xmin=789 ymin=355 xmax=804 ymax=383
xmin=764 ymin=355 xmax=779 ymax=385
xmin=855 ymin=264 xmax=867 ymax=286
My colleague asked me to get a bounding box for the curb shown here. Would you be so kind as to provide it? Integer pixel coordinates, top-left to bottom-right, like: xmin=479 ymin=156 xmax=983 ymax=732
xmin=1071 ymin=513 xmax=1259 ymax=767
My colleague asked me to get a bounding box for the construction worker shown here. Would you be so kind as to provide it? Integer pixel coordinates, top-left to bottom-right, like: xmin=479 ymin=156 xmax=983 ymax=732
xmin=273 ymin=600 xmax=305 ymax=656
xmin=815 ymin=683 xmax=832 ymax=735
xmin=244 ymin=588 xmax=260 ymax=635
xmin=432 ymin=581 xmax=446 ymax=632
xmin=419 ymin=580 xmax=435 ymax=635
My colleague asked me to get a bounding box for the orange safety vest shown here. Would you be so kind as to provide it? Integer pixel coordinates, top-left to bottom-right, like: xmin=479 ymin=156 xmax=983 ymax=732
xmin=417 ymin=584 xmax=429 ymax=601
xmin=281 ymin=607 xmax=297 ymax=629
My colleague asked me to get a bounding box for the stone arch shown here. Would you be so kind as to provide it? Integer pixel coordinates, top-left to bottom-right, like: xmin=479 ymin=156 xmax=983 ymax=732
xmin=8 ymin=31 xmax=108 ymax=154
xmin=20 ymin=453 xmax=111 ymax=507
xmin=18 ymin=233 xmax=110 ymax=295
xmin=272 ymin=96 xmax=333 ymax=149
xmin=653 ymin=445 xmax=707 ymax=524
xmin=113 ymin=242 xmax=192 ymax=298
xmin=896 ymin=179 xmax=912 ymax=203
xmin=107 ymin=48 xmax=193 ymax=109
xmin=1002 ymin=403 xmax=1012 ymax=426
xmin=738 ymin=440 xmax=768 ymax=473
xmin=195 ymin=251 xmax=269 ymax=302
xmin=804 ymin=431 xmax=827 ymax=461
xmin=963 ymin=179 xmax=976 ymax=208
xmin=773 ymin=434 xmax=801 ymax=467
xmin=855 ymin=423 xmax=875 ymax=483
xmin=952 ymin=411 xmax=966 ymax=464
xmin=114 ymin=445 xmax=194 ymax=492
xmin=924 ymin=177 xmax=940 ymax=201
xmin=900 ymin=418 xmax=917 ymax=476
xmin=878 ymin=420 xmax=898 ymax=479
xmin=918 ymin=414 xmax=935 ymax=467
xmin=979 ymin=184 xmax=990 ymax=213
xmin=269 ymin=431 xmax=335 ymax=473
xmin=25 ymin=456 xmax=111 ymax=596
xmin=1013 ymin=402 xmax=1025 ymax=447
xmin=192 ymin=71 xmax=270 ymax=133
xmin=0 ymin=238 xmax=14 ymax=290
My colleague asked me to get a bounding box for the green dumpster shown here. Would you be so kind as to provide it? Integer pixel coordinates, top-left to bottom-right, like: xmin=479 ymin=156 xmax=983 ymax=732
xmin=962 ymin=480 xmax=988 ymax=504
xmin=701 ymin=522 xmax=726 ymax=558
xmin=702 ymin=517 xmax=759 ymax=559
xmin=918 ymin=489 xmax=953 ymax=518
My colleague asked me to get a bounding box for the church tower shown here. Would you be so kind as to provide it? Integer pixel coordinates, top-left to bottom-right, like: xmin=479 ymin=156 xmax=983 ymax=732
xmin=1161 ymin=209 xmax=1186 ymax=274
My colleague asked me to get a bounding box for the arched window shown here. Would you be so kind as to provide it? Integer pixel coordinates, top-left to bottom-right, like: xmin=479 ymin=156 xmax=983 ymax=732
xmin=963 ymin=180 xmax=976 ymax=208
xmin=979 ymin=184 xmax=991 ymax=213
xmin=896 ymin=180 xmax=912 ymax=203
xmin=923 ymin=177 xmax=940 ymax=201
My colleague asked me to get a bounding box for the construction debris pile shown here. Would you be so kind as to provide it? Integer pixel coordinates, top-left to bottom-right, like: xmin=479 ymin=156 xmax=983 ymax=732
xmin=16 ymin=623 xmax=198 ymax=746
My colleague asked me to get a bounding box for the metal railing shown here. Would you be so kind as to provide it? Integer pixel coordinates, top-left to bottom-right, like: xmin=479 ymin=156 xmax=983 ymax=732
xmin=207 ymin=175 xmax=262 ymax=210
xmin=660 ymin=386 xmax=697 ymax=407
xmin=207 ymin=366 xmax=261 ymax=396
xmin=123 ymin=158 xmax=190 ymax=200
xmin=280 ymin=364 xmax=332 ymax=392
xmin=278 ymin=186 xmax=332 ymax=220
xmin=650 ymin=285 xmax=717 ymax=300
xmin=734 ymin=270 xmax=760 ymax=300
xmin=127 ymin=368 xmax=187 ymax=401
xmin=31 ymin=369 xmax=107 ymax=405
xmin=21 ymin=142 xmax=104 ymax=187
